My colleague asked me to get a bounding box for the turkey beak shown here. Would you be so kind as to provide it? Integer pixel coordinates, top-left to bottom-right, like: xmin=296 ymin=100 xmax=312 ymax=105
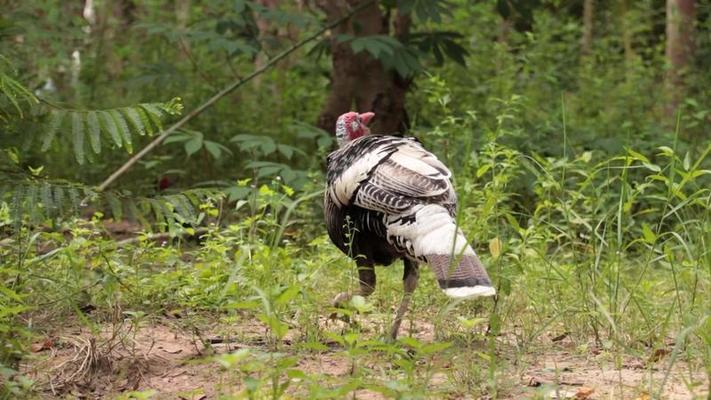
xmin=359 ymin=112 xmax=375 ymax=126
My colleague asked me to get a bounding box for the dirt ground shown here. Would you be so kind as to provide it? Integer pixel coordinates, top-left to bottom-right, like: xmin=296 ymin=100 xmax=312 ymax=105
xmin=22 ymin=318 xmax=709 ymax=399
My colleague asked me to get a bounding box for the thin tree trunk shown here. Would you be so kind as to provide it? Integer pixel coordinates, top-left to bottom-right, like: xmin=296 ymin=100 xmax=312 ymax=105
xmin=253 ymin=0 xmax=278 ymax=88
xmin=665 ymin=0 xmax=695 ymax=114
xmin=581 ymin=0 xmax=594 ymax=55
xmin=619 ymin=0 xmax=635 ymax=64
xmin=316 ymin=0 xmax=410 ymax=136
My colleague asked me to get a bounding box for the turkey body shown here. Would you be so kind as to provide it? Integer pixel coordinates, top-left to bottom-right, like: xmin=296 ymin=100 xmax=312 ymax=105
xmin=324 ymin=134 xmax=494 ymax=298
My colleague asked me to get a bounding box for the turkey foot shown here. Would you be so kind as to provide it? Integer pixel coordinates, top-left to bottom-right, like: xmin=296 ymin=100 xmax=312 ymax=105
xmin=331 ymin=292 xmax=353 ymax=308
xmin=389 ymin=260 xmax=419 ymax=340
xmin=330 ymin=263 xmax=376 ymax=316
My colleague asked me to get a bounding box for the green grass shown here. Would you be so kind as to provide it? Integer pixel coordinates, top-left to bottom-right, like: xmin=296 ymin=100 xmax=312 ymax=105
xmin=1 ymin=131 xmax=709 ymax=398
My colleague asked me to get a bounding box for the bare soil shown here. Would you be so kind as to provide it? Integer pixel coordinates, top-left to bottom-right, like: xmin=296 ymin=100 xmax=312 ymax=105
xmin=22 ymin=318 xmax=709 ymax=399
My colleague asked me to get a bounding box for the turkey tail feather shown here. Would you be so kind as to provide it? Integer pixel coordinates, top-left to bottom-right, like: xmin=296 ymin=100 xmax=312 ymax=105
xmin=386 ymin=204 xmax=496 ymax=299
xmin=427 ymin=253 xmax=496 ymax=298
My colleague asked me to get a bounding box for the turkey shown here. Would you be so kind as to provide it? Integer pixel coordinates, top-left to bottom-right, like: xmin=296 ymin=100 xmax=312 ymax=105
xmin=324 ymin=111 xmax=496 ymax=339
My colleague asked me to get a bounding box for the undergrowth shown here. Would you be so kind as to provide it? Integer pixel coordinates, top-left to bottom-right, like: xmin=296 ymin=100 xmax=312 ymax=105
xmin=1 ymin=99 xmax=709 ymax=398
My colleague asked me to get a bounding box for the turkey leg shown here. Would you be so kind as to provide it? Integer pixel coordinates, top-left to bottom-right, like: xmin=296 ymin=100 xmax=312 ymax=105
xmin=389 ymin=259 xmax=419 ymax=340
xmin=332 ymin=262 xmax=376 ymax=307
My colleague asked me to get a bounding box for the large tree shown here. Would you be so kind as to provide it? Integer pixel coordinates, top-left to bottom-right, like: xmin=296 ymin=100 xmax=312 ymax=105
xmin=315 ymin=1 xmax=467 ymax=136
xmin=316 ymin=0 xmax=411 ymax=135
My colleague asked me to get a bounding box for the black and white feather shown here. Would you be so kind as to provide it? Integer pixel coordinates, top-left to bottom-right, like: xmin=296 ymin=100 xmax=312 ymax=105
xmin=325 ymin=134 xmax=495 ymax=298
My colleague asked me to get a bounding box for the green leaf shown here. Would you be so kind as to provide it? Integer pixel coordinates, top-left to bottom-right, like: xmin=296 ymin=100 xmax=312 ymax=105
xmin=106 ymin=193 xmax=123 ymax=220
xmin=53 ymin=185 xmax=65 ymax=215
xmin=277 ymin=144 xmax=297 ymax=159
xmin=150 ymin=199 xmax=166 ymax=227
xmin=99 ymin=110 xmax=123 ymax=148
xmin=72 ymin=112 xmax=85 ymax=164
xmin=275 ymin=286 xmax=300 ymax=306
xmin=627 ymin=149 xmax=650 ymax=163
xmin=122 ymin=107 xmax=146 ymax=136
xmin=26 ymin=183 xmax=39 ymax=224
xmin=641 ymin=223 xmax=656 ymax=244
xmin=657 ymin=146 xmax=675 ymax=157
xmin=185 ymin=134 xmax=203 ymax=156
xmin=110 ymin=109 xmax=133 ymax=153
xmin=204 ymin=140 xmax=223 ymax=159
xmin=41 ymin=110 xmax=64 ymax=151
xmin=642 ymin=163 xmax=661 ymax=172
xmin=40 ymin=183 xmax=53 ymax=214
xmin=86 ymin=111 xmax=101 ymax=154
xmin=476 ymin=164 xmax=491 ymax=177
xmin=68 ymin=187 xmax=80 ymax=213
xmin=140 ymin=104 xmax=165 ymax=131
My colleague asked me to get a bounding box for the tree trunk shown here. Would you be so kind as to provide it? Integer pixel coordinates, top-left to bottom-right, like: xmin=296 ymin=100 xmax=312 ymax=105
xmin=581 ymin=0 xmax=594 ymax=55
xmin=665 ymin=0 xmax=695 ymax=113
xmin=619 ymin=0 xmax=635 ymax=65
xmin=316 ymin=0 xmax=410 ymax=136
xmin=253 ymin=0 xmax=277 ymax=88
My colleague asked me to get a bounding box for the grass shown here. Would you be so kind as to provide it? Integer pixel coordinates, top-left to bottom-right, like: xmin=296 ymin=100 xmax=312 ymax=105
xmin=1 ymin=113 xmax=710 ymax=398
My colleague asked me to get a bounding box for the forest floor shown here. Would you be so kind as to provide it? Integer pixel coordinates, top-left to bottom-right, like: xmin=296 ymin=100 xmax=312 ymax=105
xmin=21 ymin=315 xmax=709 ymax=399
xmin=10 ymin=219 xmax=710 ymax=399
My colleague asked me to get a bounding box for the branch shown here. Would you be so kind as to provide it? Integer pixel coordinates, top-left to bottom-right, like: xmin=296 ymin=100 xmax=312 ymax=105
xmin=97 ymin=0 xmax=376 ymax=192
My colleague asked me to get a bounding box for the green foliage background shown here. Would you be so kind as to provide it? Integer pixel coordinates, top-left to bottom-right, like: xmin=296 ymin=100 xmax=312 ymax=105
xmin=0 ymin=0 xmax=710 ymax=398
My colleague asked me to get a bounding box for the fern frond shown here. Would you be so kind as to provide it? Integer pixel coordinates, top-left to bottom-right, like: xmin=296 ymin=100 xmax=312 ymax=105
xmin=110 ymin=108 xmax=134 ymax=152
xmin=71 ymin=112 xmax=85 ymax=164
xmin=35 ymin=98 xmax=182 ymax=161
xmin=122 ymin=107 xmax=146 ymax=136
xmin=0 ymin=169 xmax=221 ymax=234
xmin=86 ymin=111 xmax=101 ymax=154
xmin=0 ymin=70 xmax=38 ymax=121
xmin=99 ymin=110 xmax=122 ymax=148
xmin=41 ymin=110 xmax=64 ymax=151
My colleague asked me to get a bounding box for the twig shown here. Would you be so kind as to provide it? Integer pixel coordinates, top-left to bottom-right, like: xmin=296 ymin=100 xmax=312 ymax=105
xmin=97 ymin=0 xmax=375 ymax=192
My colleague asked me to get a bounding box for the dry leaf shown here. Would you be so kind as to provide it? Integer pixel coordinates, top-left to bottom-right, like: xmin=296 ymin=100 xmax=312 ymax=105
xmin=575 ymin=386 xmax=594 ymax=399
xmin=633 ymin=392 xmax=651 ymax=400
xmin=31 ymin=338 xmax=53 ymax=352
xmin=525 ymin=375 xmax=542 ymax=387
xmin=647 ymin=348 xmax=670 ymax=363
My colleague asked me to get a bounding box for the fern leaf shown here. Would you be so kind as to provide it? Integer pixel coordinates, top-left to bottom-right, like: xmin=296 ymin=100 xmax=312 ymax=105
xmin=68 ymin=187 xmax=80 ymax=213
xmin=26 ymin=183 xmax=39 ymax=224
xmin=170 ymin=195 xmax=196 ymax=224
xmin=122 ymin=107 xmax=146 ymax=136
xmin=137 ymin=107 xmax=155 ymax=135
xmin=110 ymin=109 xmax=133 ymax=153
xmin=140 ymin=104 xmax=165 ymax=130
xmin=53 ymin=185 xmax=65 ymax=215
xmin=159 ymin=200 xmax=177 ymax=234
xmin=99 ymin=110 xmax=122 ymax=148
xmin=11 ymin=184 xmax=23 ymax=230
xmin=86 ymin=111 xmax=101 ymax=154
xmin=149 ymin=199 xmax=166 ymax=229
xmin=127 ymin=200 xmax=148 ymax=227
xmin=71 ymin=112 xmax=86 ymax=164
xmin=106 ymin=193 xmax=123 ymax=221
xmin=0 ymin=72 xmax=37 ymax=118
xmin=41 ymin=110 xmax=64 ymax=151
xmin=40 ymin=183 xmax=54 ymax=215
